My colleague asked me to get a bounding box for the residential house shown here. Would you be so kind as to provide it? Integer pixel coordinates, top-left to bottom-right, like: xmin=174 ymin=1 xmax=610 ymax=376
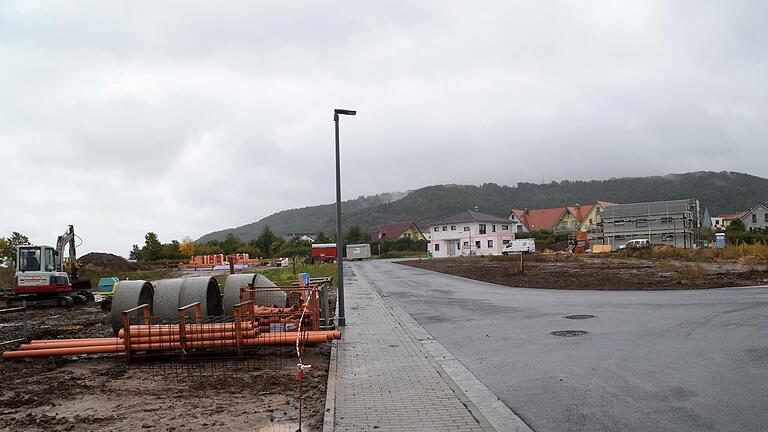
xmin=285 ymin=232 xmax=317 ymax=242
xmin=508 ymin=208 xmax=565 ymax=233
xmin=741 ymin=203 xmax=768 ymax=231
xmin=601 ymin=198 xmax=702 ymax=249
xmin=509 ymin=204 xmax=597 ymax=233
xmin=711 ymin=211 xmax=748 ymax=230
xmin=427 ymin=209 xmax=514 ymax=257
xmin=371 ymin=223 xmax=426 ymax=242
xmin=578 ymin=201 xmax=617 ymax=233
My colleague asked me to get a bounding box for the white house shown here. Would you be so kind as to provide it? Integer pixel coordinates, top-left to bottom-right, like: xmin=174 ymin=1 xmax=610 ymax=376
xmin=427 ymin=209 xmax=514 ymax=257
xmin=742 ymin=203 xmax=768 ymax=231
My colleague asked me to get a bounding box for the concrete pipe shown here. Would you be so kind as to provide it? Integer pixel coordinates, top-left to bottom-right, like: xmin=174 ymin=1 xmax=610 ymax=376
xmin=222 ymin=273 xmax=287 ymax=316
xmin=151 ymin=278 xmax=185 ymax=322
xmin=179 ymin=276 xmax=223 ymax=317
xmin=110 ymin=280 xmax=154 ymax=336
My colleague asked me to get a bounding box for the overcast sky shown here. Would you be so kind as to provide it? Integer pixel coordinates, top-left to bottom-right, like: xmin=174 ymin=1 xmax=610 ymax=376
xmin=1 ymin=1 xmax=767 ymax=256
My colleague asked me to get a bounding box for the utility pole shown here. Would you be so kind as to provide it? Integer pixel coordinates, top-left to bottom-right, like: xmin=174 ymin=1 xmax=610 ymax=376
xmin=334 ymin=108 xmax=356 ymax=327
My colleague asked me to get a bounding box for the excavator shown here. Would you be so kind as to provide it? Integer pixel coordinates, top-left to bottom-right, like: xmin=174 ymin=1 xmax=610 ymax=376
xmin=4 ymin=225 xmax=94 ymax=307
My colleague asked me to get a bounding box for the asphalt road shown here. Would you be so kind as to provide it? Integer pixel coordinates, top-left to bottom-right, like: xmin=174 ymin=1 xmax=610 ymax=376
xmin=348 ymin=259 xmax=768 ymax=432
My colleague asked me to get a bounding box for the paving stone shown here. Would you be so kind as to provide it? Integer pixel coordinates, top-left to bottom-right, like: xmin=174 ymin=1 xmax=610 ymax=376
xmin=332 ymin=267 xmax=484 ymax=431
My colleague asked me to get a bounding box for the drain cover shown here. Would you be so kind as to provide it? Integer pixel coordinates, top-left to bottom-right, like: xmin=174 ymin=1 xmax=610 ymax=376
xmin=551 ymin=330 xmax=589 ymax=337
xmin=564 ymin=314 xmax=596 ymax=320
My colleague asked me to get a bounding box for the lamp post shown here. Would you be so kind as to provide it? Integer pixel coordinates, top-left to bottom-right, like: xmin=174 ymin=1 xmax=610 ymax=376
xmin=334 ymin=108 xmax=356 ymax=327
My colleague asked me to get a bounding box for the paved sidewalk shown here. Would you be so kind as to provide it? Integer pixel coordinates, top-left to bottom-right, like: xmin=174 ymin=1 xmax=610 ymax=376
xmin=328 ymin=267 xmax=487 ymax=431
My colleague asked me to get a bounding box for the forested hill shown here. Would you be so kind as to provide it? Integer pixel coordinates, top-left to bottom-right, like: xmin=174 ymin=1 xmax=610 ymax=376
xmin=197 ymin=171 xmax=767 ymax=242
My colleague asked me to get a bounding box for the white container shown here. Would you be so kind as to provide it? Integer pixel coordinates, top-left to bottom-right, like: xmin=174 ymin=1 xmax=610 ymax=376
xmin=346 ymin=243 xmax=371 ymax=260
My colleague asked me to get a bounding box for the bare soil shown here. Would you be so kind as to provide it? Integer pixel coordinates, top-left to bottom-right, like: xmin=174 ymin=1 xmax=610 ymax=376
xmin=0 ymin=305 xmax=331 ymax=431
xmin=401 ymin=254 xmax=768 ymax=290
xmin=78 ymin=253 xmax=138 ymax=273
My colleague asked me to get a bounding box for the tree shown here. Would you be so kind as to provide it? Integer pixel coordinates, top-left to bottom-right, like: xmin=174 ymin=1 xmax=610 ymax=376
xmin=315 ymin=232 xmax=333 ymax=243
xmin=343 ymin=226 xmax=370 ymax=246
xmin=128 ymin=244 xmax=143 ymax=261
xmin=276 ymin=236 xmax=311 ymax=259
xmin=0 ymin=232 xmax=30 ymax=267
xmin=256 ymin=226 xmax=279 ymax=258
xmin=141 ymin=232 xmax=163 ymax=261
xmin=221 ymin=233 xmax=242 ymax=255
xmin=161 ymin=240 xmax=182 ymax=260
xmin=726 ymin=219 xmax=746 ymax=234
xmin=179 ymin=236 xmax=196 ymax=257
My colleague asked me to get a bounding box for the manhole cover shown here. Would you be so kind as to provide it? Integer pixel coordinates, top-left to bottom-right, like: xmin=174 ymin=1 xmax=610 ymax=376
xmin=550 ymin=330 xmax=589 ymax=337
xmin=564 ymin=314 xmax=596 ymax=320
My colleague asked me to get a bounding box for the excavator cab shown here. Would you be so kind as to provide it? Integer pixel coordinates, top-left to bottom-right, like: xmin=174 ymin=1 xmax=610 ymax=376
xmin=13 ymin=245 xmax=71 ymax=295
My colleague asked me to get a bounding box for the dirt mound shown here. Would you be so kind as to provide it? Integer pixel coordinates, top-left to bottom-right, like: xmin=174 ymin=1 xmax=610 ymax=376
xmin=78 ymin=252 xmax=138 ymax=272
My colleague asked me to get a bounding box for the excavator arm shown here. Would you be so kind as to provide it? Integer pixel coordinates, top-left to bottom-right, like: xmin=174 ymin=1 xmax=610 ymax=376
xmin=56 ymin=225 xmax=89 ymax=291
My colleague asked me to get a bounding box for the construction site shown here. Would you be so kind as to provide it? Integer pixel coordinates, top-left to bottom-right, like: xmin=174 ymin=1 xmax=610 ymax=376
xmin=0 ymin=231 xmax=340 ymax=432
xmin=402 ymin=247 xmax=768 ymax=290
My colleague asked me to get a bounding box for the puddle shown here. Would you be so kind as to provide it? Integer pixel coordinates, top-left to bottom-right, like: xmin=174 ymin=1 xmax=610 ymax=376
xmin=550 ymin=330 xmax=589 ymax=337
xmin=563 ymin=314 xmax=596 ymax=320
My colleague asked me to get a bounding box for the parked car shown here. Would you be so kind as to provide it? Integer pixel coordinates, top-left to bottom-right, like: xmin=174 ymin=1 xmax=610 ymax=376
xmin=502 ymin=239 xmax=536 ymax=254
xmin=619 ymin=239 xmax=650 ymax=250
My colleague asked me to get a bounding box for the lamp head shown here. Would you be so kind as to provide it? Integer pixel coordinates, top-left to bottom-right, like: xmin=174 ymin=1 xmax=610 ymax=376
xmin=334 ymin=109 xmax=357 ymax=116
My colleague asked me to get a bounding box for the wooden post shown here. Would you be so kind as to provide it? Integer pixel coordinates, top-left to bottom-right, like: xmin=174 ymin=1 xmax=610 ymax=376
xmin=122 ymin=311 xmax=132 ymax=363
xmin=234 ymin=306 xmax=243 ymax=357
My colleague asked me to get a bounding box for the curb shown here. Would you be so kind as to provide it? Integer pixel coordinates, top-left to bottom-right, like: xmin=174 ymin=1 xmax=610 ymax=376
xmin=322 ymin=339 xmax=338 ymax=432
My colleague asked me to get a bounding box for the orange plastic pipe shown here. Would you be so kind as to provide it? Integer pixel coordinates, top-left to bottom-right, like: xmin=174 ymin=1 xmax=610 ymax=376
xmin=20 ymin=340 xmax=124 ymax=350
xmin=118 ymin=324 xmax=254 ymax=338
xmin=3 ymin=344 xmax=125 ymax=359
xmin=30 ymin=337 xmax=121 ymax=345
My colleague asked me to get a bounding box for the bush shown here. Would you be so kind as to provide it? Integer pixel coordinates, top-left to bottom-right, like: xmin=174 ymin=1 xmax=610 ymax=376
xmin=674 ymin=263 xmax=709 ymax=282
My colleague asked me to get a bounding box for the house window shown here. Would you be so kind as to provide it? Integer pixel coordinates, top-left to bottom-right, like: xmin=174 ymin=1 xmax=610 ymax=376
xmin=434 ymin=243 xmax=440 ymax=251
xmin=502 ymin=225 xmax=509 ymax=230
xmin=636 ymin=219 xmax=648 ymax=228
xmin=503 ymin=239 xmax=510 ymax=245
xmin=475 ymin=241 xmax=481 ymax=249
xmin=479 ymin=224 xmax=487 ymax=234
xmin=463 ymin=226 xmax=470 ymax=231
xmin=753 ymin=214 xmax=758 ymax=223
xmin=463 ymin=241 xmax=469 ymax=247
xmin=442 ymin=226 xmax=447 ymax=231
xmin=487 ymin=240 xmax=493 ymax=248
xmin=492 ymin=225 xmax=496 ymax=233
xmin=764 ymin=213 xmax=768 ymax=223
xmin=433 ymin=227 xmax=439 ymax=232
xmin=517 ymin=225 xmax=523 ymax=233
xmin=451 ymin=225 xmax=456 ymax=231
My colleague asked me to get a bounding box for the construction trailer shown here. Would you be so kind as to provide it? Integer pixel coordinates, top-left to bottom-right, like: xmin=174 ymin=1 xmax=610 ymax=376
xmin=311 ymin=243 xmax=337 ymax=263
xmin=345 ymin=243 xmax=371 ymax=261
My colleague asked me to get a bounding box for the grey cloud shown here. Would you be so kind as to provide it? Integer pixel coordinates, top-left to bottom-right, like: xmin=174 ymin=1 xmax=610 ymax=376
xmin=1 ymin=1 xmax=766 ymax=255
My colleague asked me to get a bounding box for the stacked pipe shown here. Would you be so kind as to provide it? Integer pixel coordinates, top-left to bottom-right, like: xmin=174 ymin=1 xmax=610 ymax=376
xmin=3 ymin=325 xmax=341 ymax=359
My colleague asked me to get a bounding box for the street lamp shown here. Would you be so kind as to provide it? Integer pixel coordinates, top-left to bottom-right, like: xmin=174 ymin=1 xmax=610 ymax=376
xmin=334 ymin=108 xmax=356 ymax=327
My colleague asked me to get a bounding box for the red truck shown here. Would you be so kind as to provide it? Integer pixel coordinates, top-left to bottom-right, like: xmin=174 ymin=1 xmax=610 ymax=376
xmin=311 ymin=243 xmax=337 ymax=263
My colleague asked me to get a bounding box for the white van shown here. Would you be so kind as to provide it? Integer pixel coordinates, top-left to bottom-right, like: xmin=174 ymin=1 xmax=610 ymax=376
xmin=619 ymin=238 xmax=650 ymax=250
xmin=502 ymin=239 xmax=536 ymax=254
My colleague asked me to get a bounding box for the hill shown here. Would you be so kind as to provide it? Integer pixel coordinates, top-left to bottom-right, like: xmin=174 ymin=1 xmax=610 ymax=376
xmin=197 ymin=171 xmax=768 ymax=242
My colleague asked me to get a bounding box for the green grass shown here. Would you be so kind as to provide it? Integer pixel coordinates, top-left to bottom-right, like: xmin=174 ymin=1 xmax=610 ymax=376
xmin=256 ymin=262 xmax=337 ymax=286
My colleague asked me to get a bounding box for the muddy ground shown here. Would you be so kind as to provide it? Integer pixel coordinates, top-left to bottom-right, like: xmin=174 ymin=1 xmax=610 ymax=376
xmin=0 ymin=305 xmax=331 ymax=432
xmin=401 ymin=254 xmax=768 ymax=290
